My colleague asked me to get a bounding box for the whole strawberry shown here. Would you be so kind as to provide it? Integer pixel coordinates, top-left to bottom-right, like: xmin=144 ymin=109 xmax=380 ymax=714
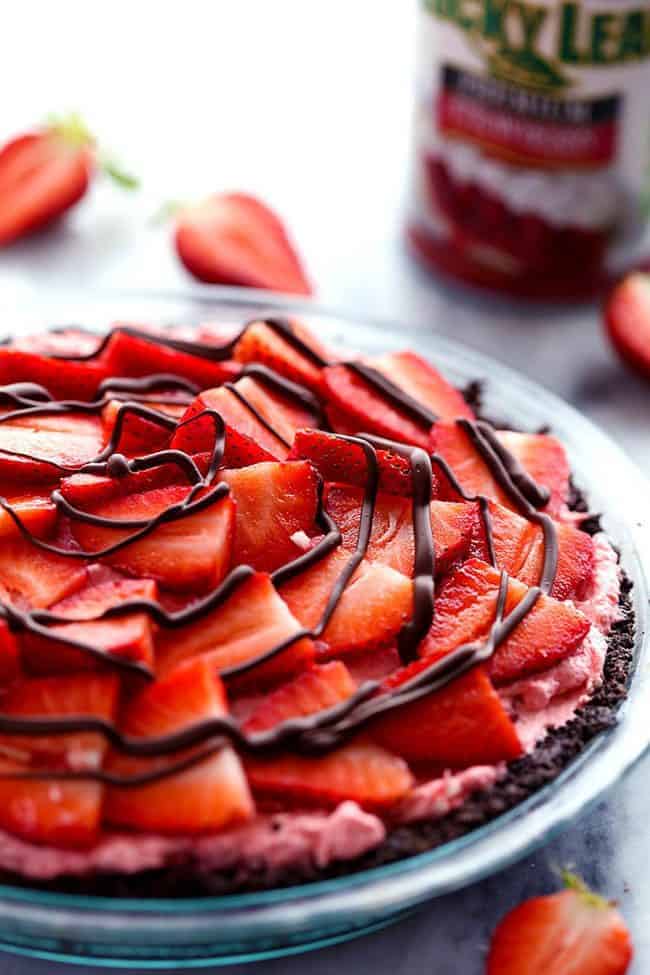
xmin=172 ymin=192 xmax=312 ymax=295
xmin=605 ymin=272 xmax=650 ymax=380
xmin=0 ymin=112 xmax=137 ymax=246
xmin=486 ymin=872 xmax=633 ymax=975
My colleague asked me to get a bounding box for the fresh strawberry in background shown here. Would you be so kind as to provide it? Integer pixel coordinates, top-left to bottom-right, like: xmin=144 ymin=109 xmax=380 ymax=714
xmin=171 ymin=192 xmax=313 ymax=295
xmin=605 ymin=272 xmax=650 ymax=380
xmin=0 ymin=112 xmax=138 ymax=246
xmin=486 ymin=871 xmax=633 ymax=975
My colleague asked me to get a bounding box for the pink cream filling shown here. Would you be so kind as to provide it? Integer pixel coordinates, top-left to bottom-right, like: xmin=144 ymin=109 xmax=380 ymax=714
xmin=0 ymin=535 xmax=622 ymax=880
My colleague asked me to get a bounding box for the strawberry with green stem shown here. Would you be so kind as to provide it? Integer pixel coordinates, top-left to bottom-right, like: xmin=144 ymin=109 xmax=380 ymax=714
xmin=0 ymin=111 xmax=138 ymax=245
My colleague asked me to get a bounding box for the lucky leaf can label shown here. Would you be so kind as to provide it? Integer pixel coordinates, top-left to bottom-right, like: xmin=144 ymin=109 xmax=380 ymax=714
xmin=407 ymin=0 xmax=650 ymax=298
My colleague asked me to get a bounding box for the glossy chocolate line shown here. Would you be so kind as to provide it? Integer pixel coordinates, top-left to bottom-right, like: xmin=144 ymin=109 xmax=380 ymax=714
xmin=361 ymin=433 xmax=435 ymax=664
xmin=223 ymin=382 xmax=292 ymax=450
xmin=457 ymin=419 xmax=558 ymax=593
xmin=343 ymin=361 xmax=439 ymax=428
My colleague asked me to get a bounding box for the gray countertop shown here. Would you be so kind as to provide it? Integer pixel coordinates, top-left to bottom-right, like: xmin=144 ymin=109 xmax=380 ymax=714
xmin=1 ymin=2 xmax=649 ymax=970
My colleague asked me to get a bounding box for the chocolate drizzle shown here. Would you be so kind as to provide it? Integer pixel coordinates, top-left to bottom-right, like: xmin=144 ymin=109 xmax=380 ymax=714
xmin=0 ymin=319 xmax=564 ymax=790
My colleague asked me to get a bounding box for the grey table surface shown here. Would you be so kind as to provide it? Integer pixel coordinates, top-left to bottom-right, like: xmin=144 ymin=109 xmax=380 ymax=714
xmin=1 ymin=2 xmax=650 ymax=971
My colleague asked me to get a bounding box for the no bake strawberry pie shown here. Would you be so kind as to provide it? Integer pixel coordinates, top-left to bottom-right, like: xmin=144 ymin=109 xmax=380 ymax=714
xmin=0 ymin=318 xmax=633 ymax=895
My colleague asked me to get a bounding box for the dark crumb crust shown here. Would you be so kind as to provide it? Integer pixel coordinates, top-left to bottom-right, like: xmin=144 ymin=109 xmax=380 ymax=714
xmin=0 ymin=389 xmax=636 ymax=897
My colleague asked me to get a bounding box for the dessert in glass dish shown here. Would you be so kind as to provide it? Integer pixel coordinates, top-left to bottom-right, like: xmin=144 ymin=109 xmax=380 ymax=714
xmin=0 ymin=313 xmax=634 ymax=900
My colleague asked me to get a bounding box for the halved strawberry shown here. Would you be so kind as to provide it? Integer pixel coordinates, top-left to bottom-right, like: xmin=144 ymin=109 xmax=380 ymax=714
xmin=101 ymin=398 xmax=184 ymax=455
xmin=20 ymin=575 xmax=157 ymax=675
xmin=0 ymin=411 xmax=104 ymax=481
xmin=233 ymin=318 xmax=328 ymax=393
xmin=370 ymin=663 xmax=522 ymax=767
xmin=69 ymin=485 xmax=235 ymax=592
xmin=244 ymin=742 xmax=413 ymax=810
xmin=487 ymin=871 xmax=633 ymax=975
xmin=289 ymin=428 xmax=420 ymax=496
xmin=173 ymin=192 xmax=312 ymax=295
xmin=324 ymin=485 xmax=475 ymax=577
xmin=0 ymin=329 xmax=109 ymax=400
xmin=156 ymin=571 xmax=314 ymax=685
xmin=105 ymin=658 xmax=254 ymax=833
xmin=605 ymin=271 xmax=650 ymax=380
xmin=244 ymin=661 xmax=356 ymax=733
xmin=0 ymin=673 xmax=120 ymax=846
xmin=322 ymin=352 xmax=472 ymax=448
xmin=103 ymin=323 xmax=240 ymax=389
xmin=0 ymin=493 xmax=57 ymax=540
xmin=420 ymin=559 xmax=591 ymax=685
xmin=173 ymin=376 xmax=313 ymax=462
xmin=220 ymin=461 xmax=320 ymax=572
xmin=279 ymin=548 xmax=414 ymax=657
xmin=0 ymin=538 xmax=87 ymax=607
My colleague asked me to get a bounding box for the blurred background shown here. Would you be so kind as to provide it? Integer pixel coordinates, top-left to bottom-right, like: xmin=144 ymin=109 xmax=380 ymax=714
xmin=1 ymin=0 xmax=647 ymax=471
xmin=0 ymin=3 xmax=649 ymax=973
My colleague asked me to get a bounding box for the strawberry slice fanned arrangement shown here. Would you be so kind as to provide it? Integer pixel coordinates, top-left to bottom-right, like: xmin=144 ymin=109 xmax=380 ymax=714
xmin=0 ymin=317 xmax=626 ymax=890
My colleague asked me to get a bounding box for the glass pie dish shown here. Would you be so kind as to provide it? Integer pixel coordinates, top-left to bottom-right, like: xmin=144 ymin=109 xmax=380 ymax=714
xmin=0 ymin=287 xmax=647 ymax=969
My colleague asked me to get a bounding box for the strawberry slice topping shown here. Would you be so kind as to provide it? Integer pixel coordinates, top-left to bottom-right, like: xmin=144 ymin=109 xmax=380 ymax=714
xmin=0 ymin=674 xmax=119 ymax=847
xmin=156 ymin=571 xmax=314 ymax=685
xmin=0 ymin=538 xmax=87 ymax=607
xmin=279 ymin=548 xmax=414 ymax=657
xmin=0 ymin=329 xmax=109 ymax=400
xmin=289 ymin=428 xmax=417 ymax=496
xmin=234 ymin=318 xmax=328 ymax=393
xmin=245 ymin=742 xmax=413 ymax=810
xmin=420 ymin=559 xmax=590 ymax=685
xmin=325 ymin=484 xmax=475 ymax=577
xmin=70 ymin=485 xmax=235 ymax=592
xmin=220 ymin=461 xmax=320 ymax=572
xmin=105 ymin=658 xmax=254 ymax=833
xmin=244 ymin=661 xmax=356 ymax=733
xmin=0 ymin=410 xmax=104 ymax=482
xmin=370 ymin=663 xmax=522 ymax=767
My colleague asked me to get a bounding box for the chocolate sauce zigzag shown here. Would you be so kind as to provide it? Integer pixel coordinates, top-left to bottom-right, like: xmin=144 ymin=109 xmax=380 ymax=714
xmin=0 ymin=319 xmax=565 ymax=788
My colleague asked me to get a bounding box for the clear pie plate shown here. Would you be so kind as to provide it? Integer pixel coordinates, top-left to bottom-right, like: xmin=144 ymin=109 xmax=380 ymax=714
xmin=0 ymin=287 xmax=648 ymax=969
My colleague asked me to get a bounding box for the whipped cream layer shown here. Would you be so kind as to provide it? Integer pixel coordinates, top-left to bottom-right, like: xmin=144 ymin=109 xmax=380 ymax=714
xmin=0 ymin=534 xmax=622 ymax=881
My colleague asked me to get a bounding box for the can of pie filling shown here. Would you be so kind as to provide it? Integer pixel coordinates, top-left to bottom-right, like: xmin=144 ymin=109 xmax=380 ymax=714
xmin=407 ymin=0 xmax=650 ymax=299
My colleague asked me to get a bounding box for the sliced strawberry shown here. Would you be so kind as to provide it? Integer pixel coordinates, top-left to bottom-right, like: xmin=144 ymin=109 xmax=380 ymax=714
xmin=156 ymin=571 xmax=314 ymax=685
xmin=370 ymin=663 xmax=522 ymax=767
xmin=244 ymin=661 xmax=356 ymax=733
xmin=220 ymin=461 xmax=320 ymax=572
xmin=103 ymin=323 xmax=240 ymax=389
xmin=487 ymin=872 xmax=633 ymax=975
xmin=431 ymin=423 xmax=570 ymax=517
xmin=322 ymin=352 xmax=472 ymax=448
xmin=324 ymin=484 xmax=475 ymax=577
xmin=70 ymin=485 xmax=235 ymax=592
xmin=101 ymin=398 xmax=184 ymax=455
xmin=0 ymin=622 xmax=22 ymax=684
xmin=431 ymin=421 xmax=512 ymax=507
xmin=233 ymin=318 xmax=328 ymax=393
xmin=245 ymin=742 xmax=413 ymax=810
xmin=498 ymin=430 xmax=570 ymax=517
xmin=0 ymin=329 xmax=109 ymax=400
xmin=0 ymin=411 xmax=104 ymax=481
xmin=605 ymin=271 xmax=650 ymax=380
xmin=471 ymin=501 xmax=595 ymax=600
xmin=289 ymin=428 xmax=421 ymax=496
xmin=0 ymin=673 xmax=120 ymax=846
xmin=420 ymin=559 xmax=591 ymax=685
xmin=0 ymin=538 xmax=87 ymax=607
xmin=279 ymin=548 xmax=414 ymax=657
xmin=0 ymin=493 xmax=57 ymax=540
xmin=105 ymin=658 xmax=254 ymax=833
xmin=173 ymin=376 xmax=313 ymax=462
xmin=173 ymin=192 xmax=312 ymax=295
xmin=20 ymin=576 xmax=157 ymax=676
